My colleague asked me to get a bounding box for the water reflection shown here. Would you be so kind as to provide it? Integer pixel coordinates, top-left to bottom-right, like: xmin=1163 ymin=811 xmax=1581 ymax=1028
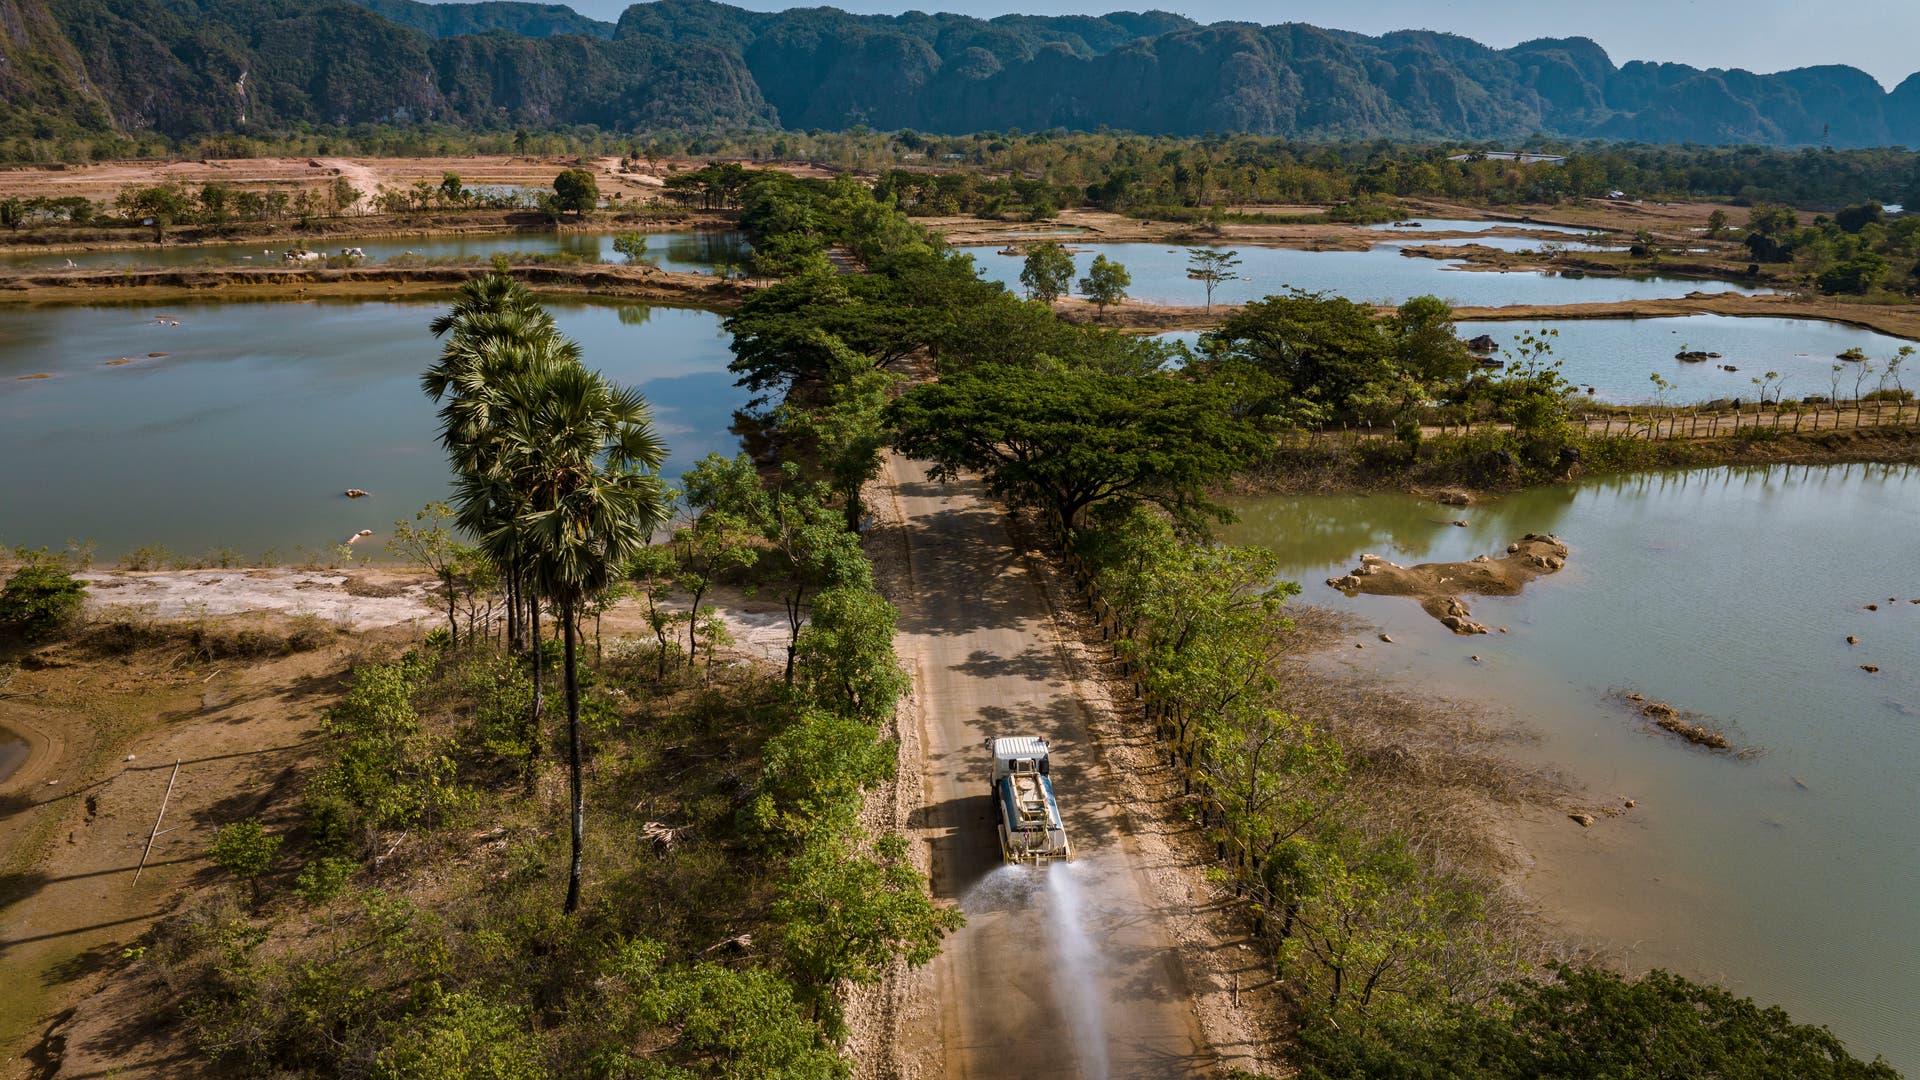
xmin=0 ymin=299 xmax=748 ymax=559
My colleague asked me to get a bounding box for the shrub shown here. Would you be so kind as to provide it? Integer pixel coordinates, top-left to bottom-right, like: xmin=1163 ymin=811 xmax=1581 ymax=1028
xmin=0 ymin=562 xmax=86 ymax=639
xmin=209 ymin=819 xmax=283 ymax=900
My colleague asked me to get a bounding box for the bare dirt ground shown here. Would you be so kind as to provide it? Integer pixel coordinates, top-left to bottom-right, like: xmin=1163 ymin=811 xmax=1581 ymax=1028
xmin=0 ymin=155 xmax=676 ymax=204
xmin=0 ymin=618 xmax=397 ymax=1078
xmin=0 ymin=570 xmax=823 ymax=1078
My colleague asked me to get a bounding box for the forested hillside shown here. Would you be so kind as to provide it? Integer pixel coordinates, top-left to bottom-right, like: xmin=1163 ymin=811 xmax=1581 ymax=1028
xmin=5 ymin=0 xmax=1920 ymax=145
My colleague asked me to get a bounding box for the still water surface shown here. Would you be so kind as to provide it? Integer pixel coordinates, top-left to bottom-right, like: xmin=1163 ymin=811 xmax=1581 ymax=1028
xmin=1222 ymin=465 xmax=1920 ymax=1071
xmin=1154 ymin=314 xmax=1916 ymax=404
xmin=0 ymin=300 xmax=745 ymax=559
xmin=1 ymin=230 xmax=750 ymax=274
xmin=963 ymin=241 xmax=1770 ymax=308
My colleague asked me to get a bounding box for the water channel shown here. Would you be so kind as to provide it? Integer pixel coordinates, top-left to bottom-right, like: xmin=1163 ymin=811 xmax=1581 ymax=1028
xmin=962 ymin=240 xmax=1771 ymax=308
xmin=1221 ymin=464 xmax=1920 ymax=1072
xmin=0 ymin=229 xmax=751 ymax=274
xmin=0 ymin=300 xmax=746 ymax=560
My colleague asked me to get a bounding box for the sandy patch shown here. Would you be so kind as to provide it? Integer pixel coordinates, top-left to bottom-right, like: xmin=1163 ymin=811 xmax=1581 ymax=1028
xmin=79 ymin=569 xmax=438 ymax=629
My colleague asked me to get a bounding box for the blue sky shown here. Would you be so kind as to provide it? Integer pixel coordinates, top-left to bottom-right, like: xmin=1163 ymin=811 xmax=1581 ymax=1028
xmin=546 ymin=0 xmax=1920 ymax=89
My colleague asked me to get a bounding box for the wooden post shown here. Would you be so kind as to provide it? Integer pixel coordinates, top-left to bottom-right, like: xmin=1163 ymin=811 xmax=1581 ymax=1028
xmin=133 ymin=760 xmax=182 ymax=886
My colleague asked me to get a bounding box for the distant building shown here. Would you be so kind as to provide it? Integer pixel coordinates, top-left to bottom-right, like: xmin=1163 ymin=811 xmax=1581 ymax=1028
xmin=1446 ymin=151 xmax=1568 ymax=165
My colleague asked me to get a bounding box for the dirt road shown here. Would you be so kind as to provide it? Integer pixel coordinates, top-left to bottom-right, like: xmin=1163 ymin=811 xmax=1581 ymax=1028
xmin=883 ymin=455 xmax=1215 ymax=1079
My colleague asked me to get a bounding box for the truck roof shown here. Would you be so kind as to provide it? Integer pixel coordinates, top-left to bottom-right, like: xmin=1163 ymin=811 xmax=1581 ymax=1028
xmin=991 ymin=736 xmax=1050 ymax=761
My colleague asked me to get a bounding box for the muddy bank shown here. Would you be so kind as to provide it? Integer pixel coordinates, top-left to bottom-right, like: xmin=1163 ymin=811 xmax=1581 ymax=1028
xmin=0 ymin=262 xmax=750 ymax=308
xmin=1328 ymin=533 xmax=1570 ymax=633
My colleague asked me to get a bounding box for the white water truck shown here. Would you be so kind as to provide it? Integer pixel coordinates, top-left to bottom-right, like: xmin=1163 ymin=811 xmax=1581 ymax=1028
xmin=987 ymin=736 xmax=1072 ymax=862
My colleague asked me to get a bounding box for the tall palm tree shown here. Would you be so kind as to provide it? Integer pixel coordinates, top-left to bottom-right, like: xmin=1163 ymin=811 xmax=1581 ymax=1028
xmin=425 ymin=274 xmax=578 ymax=655
xmin=482 ymin=364 xmax=670 ymax=914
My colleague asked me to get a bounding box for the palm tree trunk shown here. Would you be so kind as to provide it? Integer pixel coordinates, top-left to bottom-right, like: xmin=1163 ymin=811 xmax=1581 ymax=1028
xmin=562 ymin=598 xmax=585 ymax=915
xmin=524 ymin=601 xmax=543 ymax=791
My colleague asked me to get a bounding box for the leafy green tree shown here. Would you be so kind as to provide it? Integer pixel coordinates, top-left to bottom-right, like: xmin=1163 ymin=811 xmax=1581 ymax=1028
xmin=0 ymin=562 xmax=86 ymax=640
xmin=626 ymin=544 xmax=684 ymax=682
xmin=209 ymin=819 xmax=283 ymax=901
xmin=677 ymin=453 xmax=764 ymax=668
xmin=611 ymin=231 xmax=653 ymax=266
xmin=775 ymin=368 xmax=898 ymax=531
xmin=0 ymin=197 xmax=24 ymax=230
xmin=551 ymin=168 xmax=599 ymax=216
xmin=746 ymin=709 xmax=897 ymax=842
xmin=793 ymin=587 xmax=908 ymax=724
xmin=1019 ymin=241 xmax=1074 ymax=302
xmin=762 ymin=482 xmax=872 ymax=682
xmin=1294 ymin=963 xmax=1900 ymax=1080
xmin=1078 ymin=253 xmax=1131 ymax=316
xmin=888 ymin=364 xmax=1269 ymax=530
xmin=1706 ymin=208 xmax=1730 ymax=238
xmin=724 ymin=270 xmax=960 ymax=402
xmin=773 ymin=833 xmax=963 ymax=1039
xmin=1185 ymin=248 xmax=1240 ymax=311
xmin=1203 ymin=288 xmax=1395 ymax=425
xmin=1818 ymin=251 xmax=1889 ymax=294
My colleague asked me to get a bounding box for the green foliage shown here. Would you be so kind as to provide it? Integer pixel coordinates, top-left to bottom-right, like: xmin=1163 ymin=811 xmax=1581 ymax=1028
xmin=1185 ymin=247 xmax=1241 ymax=310
xmin=1293 ymin=963 xmax=1901 ymax=1080
xmin=0 ymin=561 xmax=86 ymax=639
xmin=793 ymin=587 xmax=909 ymax=724
xmin=773 ymin=833 xmax=963 ymax=1039
xmin=1019 ymin=241 xmax=1075 ymax=302
xmin=307 ymin=655 xmax=477 ymax=856
xmin=208 ymin=820 xmax=283 ymax=888
xmin=374 ymin=992 xmax=547 ymax=1080
xmin=551 ymin=169 xmax=599 ymax=216
xmin=746 ymin=709 xmax=897 ymax=844
xmin=888 ymin=363 xmax=1268 ymax=529
xmin=611 ymin=231 xmax=653 ymax=266
xmin=1078 ymin=253 xmax=1131 ymax=313
xmin=596 ymin=938 xmax=846 ymax=1079
xmin=291 ymin=856 xmax=357 ymax=905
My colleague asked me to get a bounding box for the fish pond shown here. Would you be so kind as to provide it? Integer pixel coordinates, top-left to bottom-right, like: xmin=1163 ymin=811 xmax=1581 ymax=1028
xmin=1221 ymin=464 xmax=1920 ymax=1072
xmin=963 ymin=241 xmax=1770 ymax=308
xmin=1153 ymin=314 xmax=1916 ymax=404
xmin=0 ymin=229 xmax=751 ymax=274
xmin=0 ymin=300 xmax=747 ymax=561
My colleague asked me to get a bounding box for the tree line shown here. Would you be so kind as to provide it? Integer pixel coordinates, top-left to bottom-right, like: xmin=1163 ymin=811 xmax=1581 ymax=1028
xmin=718 ymin=168 xmax=1903 ymax=1075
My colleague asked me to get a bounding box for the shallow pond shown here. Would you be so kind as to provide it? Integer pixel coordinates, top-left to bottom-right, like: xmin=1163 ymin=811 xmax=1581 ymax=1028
xmin=1221 ymin=464 xmax=1920 ymax=1072
xmin=0 ymin=300 xmax=745 ymax=561
xmin=962 ymin=241 xmax=1769 ymax=308
xmin=1364 ymin=218 xmax=1601 ymax=236
xmin=1152 ymin=314 xmax=1915 ymax=404
xmin=1454 ymin=316 xmax=1917 ymax=403
xmin=0 ymin=724 xmax=27 ymax=784
xmin=0 ymin=229 xmax=750 ymax=274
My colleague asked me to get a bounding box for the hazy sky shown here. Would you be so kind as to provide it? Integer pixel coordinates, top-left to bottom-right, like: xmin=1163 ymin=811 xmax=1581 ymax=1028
xmin=553 ymin=0 xmax=1920 ymax=89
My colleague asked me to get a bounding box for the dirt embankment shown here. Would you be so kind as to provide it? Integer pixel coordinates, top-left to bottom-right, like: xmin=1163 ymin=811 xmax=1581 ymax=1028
xmin=0 ymin=211 xmax=734 ymax=259
xmin=0 ymin=262 xmax=751 ymax=308
xmin=1328 ymin=533 xmax=1570 ymax=633
xmin=1059 ymin=291 xmax=1920 ymax=341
